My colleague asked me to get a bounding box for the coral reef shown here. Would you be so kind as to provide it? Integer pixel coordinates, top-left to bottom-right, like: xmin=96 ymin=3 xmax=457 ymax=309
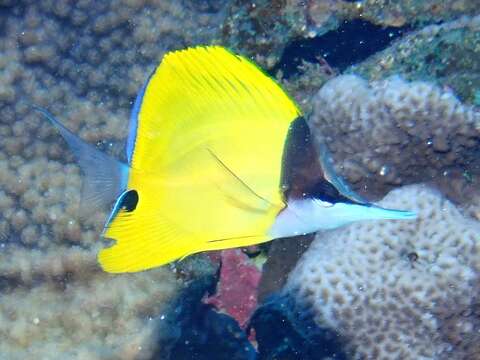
xmin=285 ymin=185 xmax=480 ymax=359
xmin=224 ymin=9 xmax=480 ymax=120
xmin=1 ymin=0 xmax=480 ymax=358
xmin=278 ymin=60 xmax=337 ymax=115
xmin=258 ymin=16 xmax=480 ymax=299
xmin=309 ymin=73 xmax=480 ymax=203
xmin=0 ymin=1 xmax=227 ymax=358
xmin=344 ymin=0 xmax=479 ymax=27
xmin=257 ymin=235 xmax=314 ymax=302
xmin=279 ymin=14 xmax=480 ymax=120
xmin=221 ymin=0 xmax=479 ymax=71
xmin=222 ymin=0 xmax=310 ymax=69
xmin=351 ymin=14 xmax=480 ymax=105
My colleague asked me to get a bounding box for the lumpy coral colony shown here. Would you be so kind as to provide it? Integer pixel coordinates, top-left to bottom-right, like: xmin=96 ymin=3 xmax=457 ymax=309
xmin=310 ymin=74 xmax=480 ymax=202
xmin=285 ymin=185 xmax=480 ymax=359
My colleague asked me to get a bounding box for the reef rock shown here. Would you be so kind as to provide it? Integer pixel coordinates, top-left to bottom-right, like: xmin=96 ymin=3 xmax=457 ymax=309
xmin=222 ymin=1 xmax=479 ymax=71
xmin=351 ymin=15 xmax=480 ymax=105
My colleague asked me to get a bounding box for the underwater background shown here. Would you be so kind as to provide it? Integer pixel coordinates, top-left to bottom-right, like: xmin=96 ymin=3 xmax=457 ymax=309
xmin=1 ymin=0 xmax=480 ymax=359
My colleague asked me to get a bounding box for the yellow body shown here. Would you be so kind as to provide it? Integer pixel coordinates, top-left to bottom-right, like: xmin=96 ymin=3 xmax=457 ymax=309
xmin=100 ymin=46 xmax=301 ymax=272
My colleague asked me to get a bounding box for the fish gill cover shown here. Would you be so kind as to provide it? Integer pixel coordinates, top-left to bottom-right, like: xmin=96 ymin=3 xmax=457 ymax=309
xmin=0 ymin=1 xmax=480 ymax=359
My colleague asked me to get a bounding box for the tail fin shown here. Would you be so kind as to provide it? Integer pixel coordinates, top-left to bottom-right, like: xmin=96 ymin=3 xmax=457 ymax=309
xmin=33 ymin=106 xmax=128 ymax=216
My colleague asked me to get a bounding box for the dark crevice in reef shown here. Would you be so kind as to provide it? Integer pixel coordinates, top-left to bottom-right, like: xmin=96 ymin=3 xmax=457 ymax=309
xmin=250 ymin=293 xmax=349 ymax=360
xmin=273 ymin=19 xmax=411 ymax=78
xmin=0 ymin=1 xmax=25 ymax=36
xmin=151 ymin=274 xmax=257 ymax=360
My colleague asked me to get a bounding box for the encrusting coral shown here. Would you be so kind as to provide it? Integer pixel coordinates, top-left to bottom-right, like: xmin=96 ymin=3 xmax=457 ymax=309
xmin=309 ymin=74 xmax=480 ymax=203
xmin=285 ymin=185 xmax=480 ymax=359
xmin=204 ymin=249 xmax=263 ymax=328
xmin=351 ymin=14 xmax=480 ymax=105
xmin=222 ymin=0 xmax=479 ymax=71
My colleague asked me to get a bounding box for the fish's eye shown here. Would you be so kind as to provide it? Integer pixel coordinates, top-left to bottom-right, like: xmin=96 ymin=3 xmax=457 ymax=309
xmin=120 ymin=189 xmax=139 ymax=212
xmin=306 ymin=179 xmax=349 ymax=204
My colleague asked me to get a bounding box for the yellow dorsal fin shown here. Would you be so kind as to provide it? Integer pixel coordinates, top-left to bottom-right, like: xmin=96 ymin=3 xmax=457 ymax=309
xmin=131 ymin=46 xmax=300 ymax=183
xmin=100 ymin=46 xmax=301 ymax=273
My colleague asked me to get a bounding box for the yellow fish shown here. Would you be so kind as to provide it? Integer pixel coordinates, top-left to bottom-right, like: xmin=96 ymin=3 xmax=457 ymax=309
xmin=36 ymin=46 xmax=415 ymax=273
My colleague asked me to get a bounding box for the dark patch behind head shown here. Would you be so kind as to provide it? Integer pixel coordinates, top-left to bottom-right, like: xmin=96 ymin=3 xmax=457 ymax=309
xmin=280 ymin=117 xmax=355 ymax=204
xmin=280 ymin=116 xmax=321 ymax=199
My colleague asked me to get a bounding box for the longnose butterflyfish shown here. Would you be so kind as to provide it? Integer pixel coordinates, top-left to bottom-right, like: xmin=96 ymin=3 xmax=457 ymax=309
xmin=36 ymin=46 xmax=416 ymax=273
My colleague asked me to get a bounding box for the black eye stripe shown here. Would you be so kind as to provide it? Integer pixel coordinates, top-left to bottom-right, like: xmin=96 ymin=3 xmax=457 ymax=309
xmin=121 ymin=190 xmax=139 ymax=212
xmin=305 ymin=179 xmax=357 ymax=204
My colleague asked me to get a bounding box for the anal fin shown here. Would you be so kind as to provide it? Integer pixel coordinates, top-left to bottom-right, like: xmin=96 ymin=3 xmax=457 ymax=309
xmin=100 ymin=206 xmax=194 ymax=273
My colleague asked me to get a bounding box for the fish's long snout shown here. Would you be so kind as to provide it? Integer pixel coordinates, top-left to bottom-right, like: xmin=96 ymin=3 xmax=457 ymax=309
xmin=362 ymin=204 xmax=417 ymax=221
xmin=269 ymin=199 xmax=417 ymax=239
xmin=323 ymin=202 xmax=417 ymax=230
